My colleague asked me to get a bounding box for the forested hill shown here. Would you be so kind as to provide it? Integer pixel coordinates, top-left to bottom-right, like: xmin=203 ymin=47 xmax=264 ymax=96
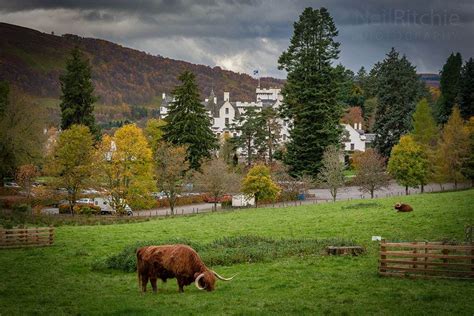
xmin=0 ymin=22 xmax=283 ymax=105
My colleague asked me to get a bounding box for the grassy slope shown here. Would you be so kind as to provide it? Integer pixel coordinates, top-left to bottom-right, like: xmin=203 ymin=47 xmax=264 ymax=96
xmin=0 ymin=190 xmax=473 ymax=315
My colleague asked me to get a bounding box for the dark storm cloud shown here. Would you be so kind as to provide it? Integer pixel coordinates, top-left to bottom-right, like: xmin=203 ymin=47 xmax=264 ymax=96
xmin=0 ymin=0 xmax=473 ymax=77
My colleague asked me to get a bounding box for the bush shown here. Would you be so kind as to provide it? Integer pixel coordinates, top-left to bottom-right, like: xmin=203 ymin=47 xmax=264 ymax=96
xmin=59 ymin=204 xmax=71 ymax=214
xmin=95 ymin=235 xmax=357 ymax=272
xmin=13 ymin=203 xmax=31 ymax=213
xmin=221 ymin=200 xmax=232 ymax=209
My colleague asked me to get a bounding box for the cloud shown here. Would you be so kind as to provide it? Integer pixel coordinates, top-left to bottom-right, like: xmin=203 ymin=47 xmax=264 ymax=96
xmin=0 ymin=0 xmax=473 ymax=77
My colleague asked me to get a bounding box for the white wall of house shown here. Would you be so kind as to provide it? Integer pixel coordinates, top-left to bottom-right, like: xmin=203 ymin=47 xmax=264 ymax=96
xmin=343 ymin=124 xmax=366 ymax=151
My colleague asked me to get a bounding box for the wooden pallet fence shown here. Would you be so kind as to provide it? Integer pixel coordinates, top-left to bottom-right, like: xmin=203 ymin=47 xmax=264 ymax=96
xmin=0 ymin=227 xmax=54 ymax=249
xmin=379 ymin=240 xmax=474 ymax=280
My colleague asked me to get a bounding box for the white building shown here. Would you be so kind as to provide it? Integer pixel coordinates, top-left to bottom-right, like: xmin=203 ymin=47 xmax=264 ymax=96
xmin=160 ymin=87 xmax=290 ymax=142
xmin=160 ymin=88 xmax=366 ymax=152
xmin=343 ymin=123 xmax=366 ymax=152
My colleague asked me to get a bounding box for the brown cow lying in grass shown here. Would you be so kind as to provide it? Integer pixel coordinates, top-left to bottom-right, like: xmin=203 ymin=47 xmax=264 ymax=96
xmin=136 ymin=244 xmax=235 ymax=293
xmin=394 ymin=202 xmax=413 ymax=212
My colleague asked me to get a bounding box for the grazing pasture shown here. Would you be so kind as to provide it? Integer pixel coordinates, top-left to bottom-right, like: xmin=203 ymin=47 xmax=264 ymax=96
xmin=0 ymin=189 xmax=473 ymax=315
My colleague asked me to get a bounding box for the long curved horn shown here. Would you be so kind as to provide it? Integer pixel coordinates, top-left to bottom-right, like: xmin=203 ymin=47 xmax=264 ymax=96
xmin=212 ymin=270 xmax=236 ymax=281
xmin=195 ymin=273 xmax=206 ymax=290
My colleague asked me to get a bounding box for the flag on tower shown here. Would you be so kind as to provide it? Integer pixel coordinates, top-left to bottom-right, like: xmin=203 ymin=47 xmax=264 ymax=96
xmin=253 ymin=69 xmax=259 ymax=76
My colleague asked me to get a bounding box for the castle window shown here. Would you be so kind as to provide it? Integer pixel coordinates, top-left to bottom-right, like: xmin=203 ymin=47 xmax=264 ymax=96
xmin=225 ymin=118 xmax=229 ymax=125
xmin=225 ymin=108 xmax=229 ymax=114
xmin=350 ymin=143 xmax=355 ymax=151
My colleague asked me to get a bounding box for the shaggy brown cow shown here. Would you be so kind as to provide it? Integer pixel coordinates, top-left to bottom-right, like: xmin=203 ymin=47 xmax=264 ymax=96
xmin=394 ymin=202 xmax=413 ymax=212
xmin=136 ymin=244 xmax=234 ymax=293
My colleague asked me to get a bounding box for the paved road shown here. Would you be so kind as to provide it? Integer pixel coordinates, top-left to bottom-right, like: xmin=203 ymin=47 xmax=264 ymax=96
xmin=308 ymin=181 xmax=471 ymax=201
xmin=42 ymin=182 xmax=471 ymax=217
xmin=133 ymin=202 xmax=220 ymax=217
xmin=133 ymin=181 xmax=471 ymax=217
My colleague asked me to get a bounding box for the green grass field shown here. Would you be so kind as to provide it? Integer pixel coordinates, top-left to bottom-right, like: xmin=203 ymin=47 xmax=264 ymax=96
xmin=1 ymin=190 xmax=473 ymax=315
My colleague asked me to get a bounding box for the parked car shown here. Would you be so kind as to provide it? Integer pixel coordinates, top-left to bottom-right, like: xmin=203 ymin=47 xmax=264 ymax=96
xmin=92 ymin=197 xmax=133 ymax=216
xmin=76 ymin=198 xmax=95 ymax=205
xmin=4 ymin=182 xmax=20 ymax=188
xmin=151 ymin=191 xmax=167 ymax=200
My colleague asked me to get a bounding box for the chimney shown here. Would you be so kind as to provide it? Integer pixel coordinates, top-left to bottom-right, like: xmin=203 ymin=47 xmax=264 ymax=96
xmin=214 ymin=97 xmax=217 ymax=104
xmin=354 ymin=123 xmax=357 ymax=129
xmin=162 ymin=92 xmax=166 ymax=100
xmin=224 ymin=92 xmax=230 ymax=102
xmin=359 ymin=122 xmax=362 ymax=130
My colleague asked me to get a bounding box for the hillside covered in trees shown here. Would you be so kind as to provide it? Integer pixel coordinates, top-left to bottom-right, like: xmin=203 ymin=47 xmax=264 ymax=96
xmin=0 ymin=22 xmax=283 ymax=106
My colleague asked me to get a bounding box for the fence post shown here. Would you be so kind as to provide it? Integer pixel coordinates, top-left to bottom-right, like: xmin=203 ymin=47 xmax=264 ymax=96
xmin=380 ymin=240 xmax=386 ymax=274
xmin=424 ymin=241 xmax=428 ymax=270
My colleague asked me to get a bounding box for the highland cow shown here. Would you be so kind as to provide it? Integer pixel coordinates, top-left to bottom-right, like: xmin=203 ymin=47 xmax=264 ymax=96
xmin=394 ymin=202 xmax=413 ymax=212
xmin=136 ymin=244 xmax=234 ymax=293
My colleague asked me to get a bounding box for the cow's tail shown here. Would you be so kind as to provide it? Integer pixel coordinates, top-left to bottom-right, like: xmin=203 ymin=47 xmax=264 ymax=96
xmin=136 ymin=248 xmax=142 ymax=291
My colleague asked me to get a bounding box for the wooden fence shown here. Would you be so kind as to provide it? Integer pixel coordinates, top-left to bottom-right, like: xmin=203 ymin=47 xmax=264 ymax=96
xmin=379 ymin=240 xmax=474 ymax=280
xmin=0 ymin=227 xmax=54 ymax=249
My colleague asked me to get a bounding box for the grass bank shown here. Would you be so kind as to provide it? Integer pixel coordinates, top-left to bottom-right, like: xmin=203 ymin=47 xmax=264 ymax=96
xmin=0 ymin=190 xmax=473 ymax=315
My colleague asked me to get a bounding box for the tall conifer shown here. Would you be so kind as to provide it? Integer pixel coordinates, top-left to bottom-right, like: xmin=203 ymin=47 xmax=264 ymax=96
xmin=163 ymin=71 xmax=217 ymax=170
xmin=436 ymin=52 xmax=462 ymax=124
xmin=372 ymin=48 xmax=422 ymax=157
xmin=459 ymin=58 xmax=474 ymax=120
xmin=278 ymin=7 xmax=341 ymax=177
xmin=59 ymin=47 xmax=99 ymax=138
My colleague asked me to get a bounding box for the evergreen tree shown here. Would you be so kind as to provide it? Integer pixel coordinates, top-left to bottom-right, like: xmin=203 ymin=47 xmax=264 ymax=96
xmin=459 ymin=58 xmax=474 ymax=120
xmin=59 ymin=47 xmax=99 ymax=138
xmin=436 ymin=52 xmax=462 ymax=124
xmin=231 ymin=107 xmax=265 ymax=166
xmin=372 ymin=48 xmax=422 ymax=157
xmin=278 ymin=7 xmax=341 ymax=177
xmin=163 ymin=71 xmax=217 ymax=170
xmin=334 ymin=64 xmax=355 ymax=108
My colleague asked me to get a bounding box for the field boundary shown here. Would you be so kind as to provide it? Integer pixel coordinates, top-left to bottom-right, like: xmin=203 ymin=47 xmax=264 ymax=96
xmin=379 ymin=240 xmax=474 ymax=280
xmin=0 ymin=227 xmax=54 ymax=249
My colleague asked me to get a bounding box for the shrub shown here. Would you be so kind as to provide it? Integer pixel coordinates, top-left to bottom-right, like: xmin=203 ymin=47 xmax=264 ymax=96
xmin=13 ymin=203 xmax=31 ymax=213
xmin=221 ymin=200 xmax=232 ymax=209
xmin=96 ymin=235 xmax=357 ymax=272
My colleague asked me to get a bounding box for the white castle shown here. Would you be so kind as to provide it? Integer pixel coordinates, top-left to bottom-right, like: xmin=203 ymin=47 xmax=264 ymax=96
xmin=159 ymin=87 xmax=367 ymax=151
xmin=160 ymin=87 xmax=290 ymax=142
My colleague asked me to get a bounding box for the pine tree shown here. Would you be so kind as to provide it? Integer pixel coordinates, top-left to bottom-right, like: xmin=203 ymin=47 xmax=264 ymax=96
xmin=231 ymin=107 xmax=265 ymax=166
xmin=372 ymin=48 xmax=422 ymax=157
xmin=436 ymin=52 xmax=462 ymax=124
xmin=459 ymin=58 xmax=474 ymax=120
xmin=163 ymin=71 xmax=217 ymax=170
xmin=59 ymin=47 xmax=99 ymax=138
xmin=278 ymin=7 xmax=341 ymax=177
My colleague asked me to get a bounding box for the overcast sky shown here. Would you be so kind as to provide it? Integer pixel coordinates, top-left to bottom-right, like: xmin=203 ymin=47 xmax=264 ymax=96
xmin=1 ymin=0 xmax=473 ymax=78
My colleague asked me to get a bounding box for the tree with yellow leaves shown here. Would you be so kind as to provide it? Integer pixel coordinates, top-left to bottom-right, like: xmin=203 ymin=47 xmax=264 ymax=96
xmin=241 ymin=164 xmax=280 ymax=207
xmin=47 ymin=124 xmax=95 ymax=214
xmin=388 ymin=135 xmax=429 ymax=194
xmin=434 ymin=107 xmax=470 ymax=189
xmin=97 ymin=124 xmax=155 ymax=213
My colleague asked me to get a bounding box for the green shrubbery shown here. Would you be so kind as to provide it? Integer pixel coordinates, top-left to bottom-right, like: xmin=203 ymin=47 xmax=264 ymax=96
xmin=58 ymin=204 xmax=101 ymax=215
xmin=94 ymin=235 xmax=357 ymax=272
